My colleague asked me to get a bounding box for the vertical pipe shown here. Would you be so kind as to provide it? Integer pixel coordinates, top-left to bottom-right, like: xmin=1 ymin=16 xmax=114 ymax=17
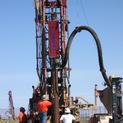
xmin=95 ymin=84 xmax=98 ymax=106
xmin=51 ymin=67 xmax=59 ymax=123
xmin=112 ymin=81 xmax=118 ymax=123
xmin=41 ymin=0 xmax=47 ymax=93
xmin=42 ymin=27 xmax=47 ymax=93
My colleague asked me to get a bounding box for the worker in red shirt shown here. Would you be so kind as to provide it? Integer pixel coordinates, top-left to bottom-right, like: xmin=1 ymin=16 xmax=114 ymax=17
xmin=37 ymin=95 xmax=52 ymax=123
xmin=18 ymin=107 xmax=27 ymax=123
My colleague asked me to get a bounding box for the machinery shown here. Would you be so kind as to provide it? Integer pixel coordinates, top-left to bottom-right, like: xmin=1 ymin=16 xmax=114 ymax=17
xmin=29 ymin=0 xmax=123 ymax=123
xmin=93 ymin=77 xmax=123 ymax=123
xmin=8 ymin=90 xmax=15 ymax=120
xmin=29 ymin=0 xmax=72 ymax=122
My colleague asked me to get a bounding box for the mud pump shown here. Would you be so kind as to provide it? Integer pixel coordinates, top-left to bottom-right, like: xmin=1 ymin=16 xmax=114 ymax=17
xmin=29 ymin=0 xmax=123 ymax=123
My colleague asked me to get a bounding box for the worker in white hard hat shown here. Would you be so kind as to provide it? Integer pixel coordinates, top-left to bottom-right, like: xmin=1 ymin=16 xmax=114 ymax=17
xmin=60 ymin=107 xmax=75 ymax=123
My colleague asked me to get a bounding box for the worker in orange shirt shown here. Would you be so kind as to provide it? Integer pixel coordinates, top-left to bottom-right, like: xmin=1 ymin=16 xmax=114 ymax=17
xmin=37 ymin=95 xmax=52 ymax=123
xmin=18 ymin=107 xmax=27 ymax=123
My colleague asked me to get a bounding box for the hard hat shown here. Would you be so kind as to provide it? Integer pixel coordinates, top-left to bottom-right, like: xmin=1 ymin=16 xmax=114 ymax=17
xmin=42 ymin=95 xmax=46 ymax=100
xmin=65 ymin=108 xmax=71 ymax=113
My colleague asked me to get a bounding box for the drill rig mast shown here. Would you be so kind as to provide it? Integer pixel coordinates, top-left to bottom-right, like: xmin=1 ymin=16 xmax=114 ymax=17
xmin=32 ymin=0 xmax=70 ymax=122
xmin=8 ymin=90 xmax=15 ymax=120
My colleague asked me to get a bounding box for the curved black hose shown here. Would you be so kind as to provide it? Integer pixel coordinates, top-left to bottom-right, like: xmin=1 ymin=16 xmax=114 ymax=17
xmin=62 ymin=26 xmax=111 ymax=87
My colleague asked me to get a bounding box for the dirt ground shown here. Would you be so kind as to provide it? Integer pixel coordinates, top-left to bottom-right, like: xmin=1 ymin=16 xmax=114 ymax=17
xmin=0 ymin=118 xmax=89 ymax=123
xmin=0 ymin=119 xmax=18 ymax=123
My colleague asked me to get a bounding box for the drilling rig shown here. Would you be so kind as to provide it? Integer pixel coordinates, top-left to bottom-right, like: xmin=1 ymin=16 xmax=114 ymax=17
xmin=29 ymin=0 xmax=73 ymax=123
xmin=8 ymin=90 xmax=15 ymax=120
xmin=29 ymin=0 xmax=123 ymax=123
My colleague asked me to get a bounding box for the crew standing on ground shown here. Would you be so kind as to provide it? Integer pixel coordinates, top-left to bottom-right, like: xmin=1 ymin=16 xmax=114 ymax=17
xmin=60 ymin=107 xmax=75 ymax=123
xmin=18 ymin=107 xmax=27 ymax=123
xmin=37 ymin=94 xmax=52 ymax=123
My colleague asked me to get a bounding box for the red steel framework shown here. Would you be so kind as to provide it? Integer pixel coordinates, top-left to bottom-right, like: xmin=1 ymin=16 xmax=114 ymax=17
xmin=33 ymin=0 xmax=70 ymax=122
xmin=8 ymin=90 xmax=15 ymax=120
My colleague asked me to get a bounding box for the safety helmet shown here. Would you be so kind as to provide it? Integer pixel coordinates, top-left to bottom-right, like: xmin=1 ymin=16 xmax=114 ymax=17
xmin=42 ymin=95 xmax=46 ymax=100
xmin=65 ymin=108 xmax=71 ymax=113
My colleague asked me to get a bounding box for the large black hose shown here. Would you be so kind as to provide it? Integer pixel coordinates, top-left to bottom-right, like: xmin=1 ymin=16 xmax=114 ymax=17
xmin=62 ymin=26 xmax=111 ymax=87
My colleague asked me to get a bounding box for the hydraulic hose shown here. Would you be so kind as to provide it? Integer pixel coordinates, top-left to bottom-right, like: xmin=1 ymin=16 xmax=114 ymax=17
xmin=62 ymin=26 xmax=111 ymax=87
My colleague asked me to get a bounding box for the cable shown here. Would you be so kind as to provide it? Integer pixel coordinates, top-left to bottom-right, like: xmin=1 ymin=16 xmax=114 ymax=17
xmin=76 ymin=0 xmax=90 ymax=26
xmin=81 ymin=0 xmax=90 ymax=26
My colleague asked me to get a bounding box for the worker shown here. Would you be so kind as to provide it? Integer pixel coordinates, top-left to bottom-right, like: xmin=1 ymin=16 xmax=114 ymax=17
xmin=60 ymin=107 xmax=75 ymax=123
xmin=18 ymin=107 xmax=27 ymax=123
xmin=37 ymin=94 xmax=52 ymax=123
